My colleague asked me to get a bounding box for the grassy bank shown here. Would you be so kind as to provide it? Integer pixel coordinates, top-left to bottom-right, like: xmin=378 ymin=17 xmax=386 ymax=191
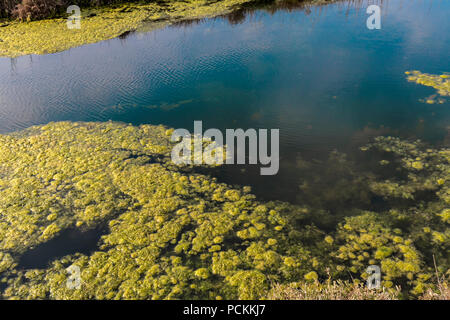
xmin=0 ymin=0 xmax=256 ymax=57
xmin=268 ymin=279 xmax=449 ymax=300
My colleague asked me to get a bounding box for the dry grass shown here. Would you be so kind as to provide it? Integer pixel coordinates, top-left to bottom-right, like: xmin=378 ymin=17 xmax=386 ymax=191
xmin=419 ymin=263 xmax=450 ymax=300
xmin=267 ymin=281 xmax=401 ymax=300
xmin=420 ymin=283 xmax=450 ymax=300
xmin=268 ymin=273 xmax=450 ymax=300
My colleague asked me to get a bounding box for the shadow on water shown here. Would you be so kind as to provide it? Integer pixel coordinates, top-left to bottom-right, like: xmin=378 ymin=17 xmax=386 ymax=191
xmin=18 ymin=227 xmax=106 ymax=270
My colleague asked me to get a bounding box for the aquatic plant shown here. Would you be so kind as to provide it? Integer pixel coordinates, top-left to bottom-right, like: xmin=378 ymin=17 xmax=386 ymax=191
xmin=0 ymin=121 xmax=322 ymax=299
xmin=352 ymin=137 xmax=449 ymax=294
xmin=293 ymin=135 xmax=449 ymax=295
xmin=0 ymin=0 xmax=256 ymax=57
xmin=405 ymin=71 xmax=450 ymax=104
xmin=331 ymin=212 xmax=423 ymax=292
xmin=0 ymin=122 xmax=448 ymax=299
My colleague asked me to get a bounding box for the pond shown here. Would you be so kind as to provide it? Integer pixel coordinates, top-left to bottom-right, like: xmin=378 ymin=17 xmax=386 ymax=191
xmin=0 ymin=0 xmax=449 ymax=204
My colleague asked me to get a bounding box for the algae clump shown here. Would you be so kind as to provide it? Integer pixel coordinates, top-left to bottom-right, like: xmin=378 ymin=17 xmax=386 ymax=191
xmin=0 ymin=121 xmax=319 ymax=300
xmin=405 ymin=70 xmax=450 ymax=104
xmin=0 ymin=122 xmax=448 ymax=299
xmin=0 ymin=0 xmax=255 ymax=57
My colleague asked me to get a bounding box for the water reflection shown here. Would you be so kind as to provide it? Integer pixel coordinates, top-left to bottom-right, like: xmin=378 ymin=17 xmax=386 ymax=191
xmin=0 ymin=0 xmax=448 ymax=203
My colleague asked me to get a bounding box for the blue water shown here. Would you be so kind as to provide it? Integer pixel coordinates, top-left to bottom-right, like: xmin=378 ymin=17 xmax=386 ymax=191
xmin=0 ymin=0 xmax=449 ymax=201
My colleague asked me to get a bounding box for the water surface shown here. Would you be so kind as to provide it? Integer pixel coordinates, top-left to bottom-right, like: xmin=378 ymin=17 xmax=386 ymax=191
xmin=0 ymin=0 xmax=449 ymax=202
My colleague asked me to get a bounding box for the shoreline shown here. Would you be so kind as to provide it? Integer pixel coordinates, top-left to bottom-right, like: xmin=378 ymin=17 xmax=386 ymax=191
xmin=0 ymin=0 xmax=257 ymax=58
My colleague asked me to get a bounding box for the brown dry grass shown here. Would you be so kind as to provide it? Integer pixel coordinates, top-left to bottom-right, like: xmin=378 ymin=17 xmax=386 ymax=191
xmin=268 ymin=275 xmax=450 ymax=300
xmin=267 ymin=281 xmax=401 ymax=300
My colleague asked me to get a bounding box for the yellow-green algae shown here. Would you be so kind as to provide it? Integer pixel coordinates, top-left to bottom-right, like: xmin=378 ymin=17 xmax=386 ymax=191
xmin=0 ymin=0 xmax=255 ymax=57
xmin=405 ymin=70 xmax=450 ymax=104
xmin=0 ymin=122 xmax=448 ymax=299
xmin=0 ymin=121 xmax=321 ymax=299
xmin=356 ymin=137 xmax=450 ymax=294
xmin=293 ymin=135 xmax=450 ymax=296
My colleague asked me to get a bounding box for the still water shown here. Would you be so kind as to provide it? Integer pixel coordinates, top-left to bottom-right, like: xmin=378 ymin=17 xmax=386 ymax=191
xmin=0 ymin=0 xmax=449 ymax=202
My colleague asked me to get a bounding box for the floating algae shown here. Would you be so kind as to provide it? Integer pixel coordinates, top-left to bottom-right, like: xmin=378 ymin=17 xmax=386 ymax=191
xmin=295 ymin=137 xmax=450 ymax=295
xmin=0 ymin=122 xmax=448 ymax=299
xmin=355 ymin=137 xmax=450 ymax=294
xmin=0 ymin=121 xmax=322 ymax=299
xmin=405 ymin=71 xmax=450 ymax=104
xmin=0 ymin=0 xmax=256 ymax=57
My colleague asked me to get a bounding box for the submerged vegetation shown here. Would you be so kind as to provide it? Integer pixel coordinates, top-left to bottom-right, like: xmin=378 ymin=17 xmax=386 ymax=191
xmin=0 ymin=121 xmax=326 ymax=299
xmin=405 ymin=71 xmax=450 ymax=104
xmin=0 ymin=121 xmax=448 ymax=299
xmin=0 ymin=0 xmax=256 ymax=57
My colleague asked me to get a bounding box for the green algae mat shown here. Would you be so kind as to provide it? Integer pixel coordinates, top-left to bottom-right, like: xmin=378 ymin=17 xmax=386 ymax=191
xmin=0 ymin=0 xmax=254 ymax=57
xmin=0 ymin=121 xmax=448 ymax=299
xmin=405 ymin=71 xmax=450 ymax=104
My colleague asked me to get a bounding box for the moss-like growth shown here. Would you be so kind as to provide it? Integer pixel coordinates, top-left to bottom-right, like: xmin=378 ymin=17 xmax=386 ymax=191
xmin=405 ymin=70 xmax=450 ymax=104
xmin=0 ymin=122 xmax=448 ymax=299
xmin=0 ymin=121 xmax=319 ymax=299
xmin=0 ymin=0 xmax=255 ymax=57
xmin=335 ymin=136 xmax=450 ymax=295
xmin=292 ymin=134 xmax=449 ymax=296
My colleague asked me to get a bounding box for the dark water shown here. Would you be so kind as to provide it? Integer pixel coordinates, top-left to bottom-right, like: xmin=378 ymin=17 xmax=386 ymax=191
xmin=0 ymin=0 xmax=449 ymax=203
xmin=18 ymin=227 xmax=105 ymax=269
